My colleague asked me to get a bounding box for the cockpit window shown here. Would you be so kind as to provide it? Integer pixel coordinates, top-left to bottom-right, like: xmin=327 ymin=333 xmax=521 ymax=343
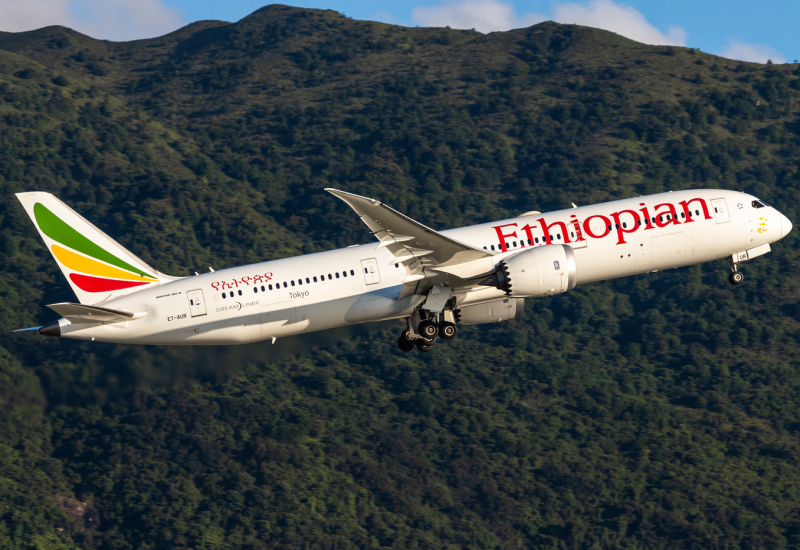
xmin=752 ymin=200 xmax=766 ymax=208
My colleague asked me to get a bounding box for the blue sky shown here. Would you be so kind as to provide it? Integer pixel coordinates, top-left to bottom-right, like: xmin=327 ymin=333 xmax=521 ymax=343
xmin=1 ymin=0 xmax=796 ymax=64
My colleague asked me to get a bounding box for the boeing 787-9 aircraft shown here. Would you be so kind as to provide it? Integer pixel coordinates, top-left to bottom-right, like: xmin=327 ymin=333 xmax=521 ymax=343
xmin=14 ymin=188 xmax=792 ymax=352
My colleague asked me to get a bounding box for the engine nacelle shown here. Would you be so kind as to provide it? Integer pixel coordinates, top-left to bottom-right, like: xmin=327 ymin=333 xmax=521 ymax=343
xmin=457 ymin=298 xmax=525 ymax=325
xmin=481 ymin=244 xmax=576 ymax=297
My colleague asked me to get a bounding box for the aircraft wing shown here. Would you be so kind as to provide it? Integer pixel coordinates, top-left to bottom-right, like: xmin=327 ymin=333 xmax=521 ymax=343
xmin=326 ymin=189 xmax=493 ymax=271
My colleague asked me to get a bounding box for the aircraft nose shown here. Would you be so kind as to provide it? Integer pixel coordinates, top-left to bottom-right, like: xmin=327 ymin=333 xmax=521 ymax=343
xmin=781 ymin=213 xmax=793 ymax=239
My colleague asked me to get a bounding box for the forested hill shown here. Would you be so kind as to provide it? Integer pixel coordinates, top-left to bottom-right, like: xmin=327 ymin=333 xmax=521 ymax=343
xmin=2 ymin=4 xmax=800 ymax=548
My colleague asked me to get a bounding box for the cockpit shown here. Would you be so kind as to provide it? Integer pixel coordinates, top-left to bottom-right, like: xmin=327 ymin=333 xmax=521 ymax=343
xmin=752 ymin=199 xmax=771 ymax=208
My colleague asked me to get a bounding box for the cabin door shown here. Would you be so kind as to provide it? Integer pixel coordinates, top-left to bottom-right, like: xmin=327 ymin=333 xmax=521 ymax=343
xmin=187 ymin=289 xmax=207 ymax=317
xmin=361 ymin=258 xmax=381 ymax=285
xmin=711 ymin=198 xmax=731 ymax=224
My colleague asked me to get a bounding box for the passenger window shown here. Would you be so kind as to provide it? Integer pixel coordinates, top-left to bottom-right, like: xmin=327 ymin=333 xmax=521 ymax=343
xmin=328 ymin=274 xmax=332 ymax=280
xmin=268 ymin=284 xmax=272 ymax=290
xmin=695 ymin=210 xmax=699 ymax=216
xmin=350 ymin=270 xmax=354 ymax=276
xmin=637 ymin=220 xmax=641 ymax=226
xmin=535 ymin=238 xmax=539 ymax=243
xmin=483 ymin=246 xmax=487 ymax=250
xmin=283 ymin=282 xmax=287 ymax=288
xmin=254 ymin=288 xmax=257 ymax=293
xmin=306 ymin=278 xmax=310 ymax=283
xmin=313 ymin=277 xmax=317 ymax=282
xmin=622 ymin=223 xmax=627 ymax=228
xmin=291 ymin=281 xmax=295 ymax=287
xmin=261 ymin=286 xmax=265 ymax=291
xmin=336 ymin=273 xmax=340 ymax=278
xmin=680 ymin=212 xmax=685 ymax=218
xmin=528 ymin=239 xmax=532 ymax=245
xmin=238 ymin=290 xmax=242 ymax=296
xmin=607 ymin=225 xmax=611 ymax=231
xmin=222 ymin=292 xmax=226 ymax=298
xmin=513 ymin=241 xmax=517 ymax=247
xmin=298 ymin=279 xmax=302 ymax=285
xmin=343 ymin=271 xmax=347 ymax=277
xmin=557 ymin=234 xmax=561 ymax=240
xmin=491 ymin=245 xmax=495 ymax=250
xmin=659 ymin=216 xmax=663 ymax=222
xmin=395 ymin=264 xmax=399 ymax=268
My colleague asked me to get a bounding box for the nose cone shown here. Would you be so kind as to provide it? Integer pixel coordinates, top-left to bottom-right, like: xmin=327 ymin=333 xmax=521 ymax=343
xmin=781 ymin=213 xmax=793 ymax=239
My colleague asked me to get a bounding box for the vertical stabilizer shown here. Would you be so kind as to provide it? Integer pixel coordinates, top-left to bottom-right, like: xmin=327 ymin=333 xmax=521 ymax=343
xmin=16 ymin=192 xmax=162 ymax=304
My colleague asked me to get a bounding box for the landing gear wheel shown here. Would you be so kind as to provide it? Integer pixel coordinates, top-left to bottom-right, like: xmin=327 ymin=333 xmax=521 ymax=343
xmin=416 ymin=339 xmax=435 ymax=352
xmin=439 ymin=322 xmax=458 ymax=340
xmin=398 ymin=331 xmax=415 ymax=352
xmin=418 ymin=320 xmax=438 ymax=339
xmin=729 ymin=271 xmax=744 ymax=285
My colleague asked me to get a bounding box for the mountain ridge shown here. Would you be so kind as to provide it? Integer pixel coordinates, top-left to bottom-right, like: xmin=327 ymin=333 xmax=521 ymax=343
xmin=1 ymin=5 xmax=800 ymax=548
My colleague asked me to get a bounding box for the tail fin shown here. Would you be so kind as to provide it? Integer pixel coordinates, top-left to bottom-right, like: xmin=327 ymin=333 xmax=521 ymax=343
xmin=16 ymin=192 xmax=163 ymax=304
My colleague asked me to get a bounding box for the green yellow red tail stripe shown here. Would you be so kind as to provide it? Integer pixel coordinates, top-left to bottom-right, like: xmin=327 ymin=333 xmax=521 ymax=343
xmin=34 ymin=203 xmax=156 ymax=280
xmin=34 ymin=202 xmax=156 ymax=293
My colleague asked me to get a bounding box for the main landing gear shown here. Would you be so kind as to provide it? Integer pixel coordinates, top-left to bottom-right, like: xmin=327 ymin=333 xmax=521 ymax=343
xmin=397 ymin=310 xmax=459 ymax=353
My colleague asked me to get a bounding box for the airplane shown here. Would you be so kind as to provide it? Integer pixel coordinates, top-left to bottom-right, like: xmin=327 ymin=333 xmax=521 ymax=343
xmin=13 ymin=188 xmax=793 ymax=352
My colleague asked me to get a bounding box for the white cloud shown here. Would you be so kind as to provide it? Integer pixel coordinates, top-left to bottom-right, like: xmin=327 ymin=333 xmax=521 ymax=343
xmin=552 ymin=0 xmax=686 ymax=46
xmin=411 ymin=0 xmax=687 ymax=45
xmin=412 ymin=0 xmax=546 ymax=34
xmin=0 ymin=0 xmax=185 ymax=42
xmin=718 ymin=39 xmax=786 ymax=64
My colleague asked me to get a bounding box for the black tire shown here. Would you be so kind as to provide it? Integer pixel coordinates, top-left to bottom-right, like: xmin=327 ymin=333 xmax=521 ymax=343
xmin=398 ymin=336 xmax=415 ymax=352
xmin=398 ymin=330 xmax=415 ymax=352
xmin=416 ymin=340 xmax=434 ymax=352
xmin=729 ymin=271 xmax=744 ymax=285
xmin=439 ymin=321 xmax=458 ymax=340
xmin=418 ymin=320 xmax=438 ymax=339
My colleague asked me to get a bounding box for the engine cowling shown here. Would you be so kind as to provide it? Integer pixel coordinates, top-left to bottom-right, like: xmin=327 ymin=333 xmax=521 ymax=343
xmin=481 ymin=244 xmax=577 ymax=297
xmin=457 ymin=298 xmax=525 ymax=325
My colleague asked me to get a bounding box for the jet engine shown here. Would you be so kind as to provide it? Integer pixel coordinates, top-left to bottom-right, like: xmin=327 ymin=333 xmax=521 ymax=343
xmin=480 ymin=244 xmax=577 ymax=297
xmin=456 ymin=298 xmax=525 ymax=325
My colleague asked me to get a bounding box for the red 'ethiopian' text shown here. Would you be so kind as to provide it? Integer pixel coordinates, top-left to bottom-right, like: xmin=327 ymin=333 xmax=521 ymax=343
xmin=492 ymin=198 xmax=712 ymax=252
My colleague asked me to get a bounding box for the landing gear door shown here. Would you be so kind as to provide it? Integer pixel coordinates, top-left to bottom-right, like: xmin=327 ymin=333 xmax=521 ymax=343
xmin=187 ymin=289 xmax=207 ymax=317
xmin=711 ymin=198 xmax=730 ymax=224
xmin=361 ymin=258 xmax=381 ymax=285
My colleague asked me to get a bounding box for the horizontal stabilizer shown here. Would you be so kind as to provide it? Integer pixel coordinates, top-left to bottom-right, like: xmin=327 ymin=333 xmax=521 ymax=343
xmin=47 ymin=302 xmax=147 ymax=324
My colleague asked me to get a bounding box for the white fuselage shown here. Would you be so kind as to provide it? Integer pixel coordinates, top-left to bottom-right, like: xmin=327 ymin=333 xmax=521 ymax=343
xmin=56 ymin=189 xmax=790 ymax=345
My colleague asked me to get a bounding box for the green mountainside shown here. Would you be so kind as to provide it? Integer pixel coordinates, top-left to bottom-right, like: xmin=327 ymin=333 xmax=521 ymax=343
xmin=2 ymin=4 xmax=800 ymax=548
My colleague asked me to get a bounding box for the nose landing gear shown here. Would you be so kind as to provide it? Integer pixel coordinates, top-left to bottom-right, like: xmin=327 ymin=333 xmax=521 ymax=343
xmin=729 ymin=260 xmax=744 ymax=286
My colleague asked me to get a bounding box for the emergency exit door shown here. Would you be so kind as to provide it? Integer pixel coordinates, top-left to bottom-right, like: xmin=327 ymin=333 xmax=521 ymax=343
xmin=361 ymin=258 xmax=381 ymax=285
xmin=711 ymin=198 xmax=730 ymax=224
xmin=187 ymin=289 xmax=207 ymax=317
